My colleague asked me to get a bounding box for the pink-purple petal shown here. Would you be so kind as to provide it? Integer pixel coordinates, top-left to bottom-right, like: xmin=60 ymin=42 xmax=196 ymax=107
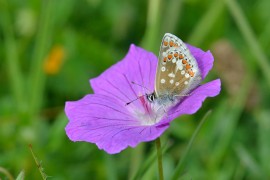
xmin=90 ymin=44 xmax=157 ymax=105
xmin=65 ymin=94 xmax=169 ymax=154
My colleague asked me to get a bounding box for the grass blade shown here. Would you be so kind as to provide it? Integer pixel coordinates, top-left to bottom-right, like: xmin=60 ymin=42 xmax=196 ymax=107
xmin=188 ymin=0 xmax=225 ymax=45
xmin=226 ymin=0 xmax=270 ymax=88
xmin=234 ymin=144 xmax=265 ymax=178
xmin=0 ymin=166 xmax=14 ymax=180
xmin=28 ymin=144 xmax=48 ymax=180
xmin=171 ymin=110 xmax=212 ymax=180
xmin=0 ymin=1 xmax=25 ymax=114
xmin=16 ymin=170 xmax=25 ymax=180
xmin=28 ymin=0 xmax=54 ymax=117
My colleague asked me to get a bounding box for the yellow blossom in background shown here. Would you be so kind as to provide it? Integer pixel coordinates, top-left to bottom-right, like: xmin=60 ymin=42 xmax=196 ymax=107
xmin=44 ymin=45 xmax=65 ymax=75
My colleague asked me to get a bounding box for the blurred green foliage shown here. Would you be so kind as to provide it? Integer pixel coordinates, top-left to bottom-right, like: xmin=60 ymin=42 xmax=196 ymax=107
xmin=0 ymin=0 xmax=270 ymax=179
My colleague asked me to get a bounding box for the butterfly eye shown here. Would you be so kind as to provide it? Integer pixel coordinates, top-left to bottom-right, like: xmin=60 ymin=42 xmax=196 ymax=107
xmin=147 ymin=94 xmax=155 ymax=102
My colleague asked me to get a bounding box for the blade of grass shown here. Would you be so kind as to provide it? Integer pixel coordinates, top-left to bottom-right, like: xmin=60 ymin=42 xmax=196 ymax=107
xmin=226 ymin=0 xmax=270 ymax=88
xmin=256 ymin=110 xmax=270 ymax=177
xmin=28 ymin=0 xmax=54 ymax=117
xmin=140 ymin=0 xmax=163 ymax=52
xmin=188 ymin=0 xmax=225 ymax=45
xmin=171 ymin=110 xmax=212 ymax=180
xmin=208 ymin=74 xmax=252 ymax=170
xmin=161 ymin=0 xmax=183 ymax=34
xmin=104 ymin=154 xmax=117 ymax=180
xmin=233 ymin=161 xmax=245 ymax=180
xmin=234 ymin=144 xmax=265 ymax=178
xmin=258 ymin=21 xmax=270 ymax=51
xmin=28 ymin=144 xmax=48 ymax=180
xmin=0 ymin=1 xmax=25 ymax=114
xmin=15 ymin=170 xmax=25 ymax=180
xmin=128 ymin=144 xmax=144 ymax=179
xmin=0 ymin=166 xmax=14 ymax=180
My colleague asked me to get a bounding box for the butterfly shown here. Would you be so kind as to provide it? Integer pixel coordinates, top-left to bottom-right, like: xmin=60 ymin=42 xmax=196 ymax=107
xmin=146 ymin=33 xmax=202 ymax=106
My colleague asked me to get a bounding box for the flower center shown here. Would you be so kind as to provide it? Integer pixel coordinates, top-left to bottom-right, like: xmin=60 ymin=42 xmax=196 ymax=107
xmin=127 ymin=95 xmax=171 ymax=126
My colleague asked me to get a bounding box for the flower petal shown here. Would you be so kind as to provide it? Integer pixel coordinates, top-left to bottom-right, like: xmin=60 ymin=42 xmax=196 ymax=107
xmin=65 ymin=94 xmax=169 ymax=154
xmin=164 ymin=79 xmax=221 ymax=122
xmin=90 ymin=44 xmax=157 ymax=105
xmin=187 ymin=44 xmax=214 ymax=79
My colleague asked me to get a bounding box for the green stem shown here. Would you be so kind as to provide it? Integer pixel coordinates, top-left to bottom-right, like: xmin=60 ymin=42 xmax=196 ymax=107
xmin=156 ymin=137 xmax=164 ymax=180
xmin=132 ymin=140 xmax=170 ymax=180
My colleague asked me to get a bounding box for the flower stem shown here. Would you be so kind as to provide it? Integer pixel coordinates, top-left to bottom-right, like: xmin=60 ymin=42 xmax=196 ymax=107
xmin=155 ymin=137 xmax=164 ymax=180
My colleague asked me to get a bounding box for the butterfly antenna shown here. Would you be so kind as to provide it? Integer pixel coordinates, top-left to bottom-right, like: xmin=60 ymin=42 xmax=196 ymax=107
xmin=131 ymin=81 xmax=151 ymax=93
xmin=125 ymin=95 xmax=146 ymax=106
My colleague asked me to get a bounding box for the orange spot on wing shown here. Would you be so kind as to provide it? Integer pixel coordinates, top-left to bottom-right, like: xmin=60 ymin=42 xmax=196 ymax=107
xmin=189 ymin=71 xmax=195 ymax=77
xmin=182 ymin=59 xmax=187 ymax=64
xmin=169 ymin=41 xmax=174 ymax=47
xmin=174 ymin=53 xmax=178 ymax=57
xmin=163 ymin=41 xmax=168 ymax=46
xmin=179 ymin=54 xmax=184 ymax=59
xmin=168 ymin=54 xmax=173 ymax=60
xmin=163 ymin=57 xmax=167 ymax=62
xmin=186 ymin=64 xmax=191 ymax=70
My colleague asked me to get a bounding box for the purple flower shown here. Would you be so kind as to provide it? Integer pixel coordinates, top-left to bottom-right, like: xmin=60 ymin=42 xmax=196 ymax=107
xmin=65 ymin=44 xmax=221 ymax=154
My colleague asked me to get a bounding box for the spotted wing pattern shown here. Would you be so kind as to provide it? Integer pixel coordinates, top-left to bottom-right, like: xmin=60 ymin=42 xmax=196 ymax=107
xmin=155 ymin=33 xmax=202 ymax=98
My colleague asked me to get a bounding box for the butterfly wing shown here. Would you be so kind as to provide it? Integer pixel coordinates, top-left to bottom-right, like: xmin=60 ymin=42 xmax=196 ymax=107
xmin=155 ymin=33 xmax=202 ymax=98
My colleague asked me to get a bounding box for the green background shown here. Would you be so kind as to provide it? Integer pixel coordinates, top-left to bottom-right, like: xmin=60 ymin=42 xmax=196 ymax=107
xmin=1 ymin=0 xmax=270 ymax=179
